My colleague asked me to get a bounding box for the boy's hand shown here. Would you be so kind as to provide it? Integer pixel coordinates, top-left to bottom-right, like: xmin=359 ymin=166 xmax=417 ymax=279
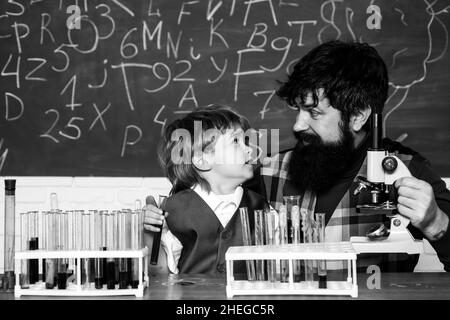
xmin=143 ymin=195 xmax=168 ymax=232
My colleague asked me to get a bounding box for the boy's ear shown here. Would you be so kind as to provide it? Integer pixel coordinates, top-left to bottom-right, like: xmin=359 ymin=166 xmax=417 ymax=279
xmin=350 ymin=106 xmax=372 ymax=132
xmin=192 ymin=152 xmax=212 ymax=171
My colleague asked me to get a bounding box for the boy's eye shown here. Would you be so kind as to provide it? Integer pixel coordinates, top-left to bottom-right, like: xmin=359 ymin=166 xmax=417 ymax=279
xmin=233 ymin=137 xmax=239 ymax=144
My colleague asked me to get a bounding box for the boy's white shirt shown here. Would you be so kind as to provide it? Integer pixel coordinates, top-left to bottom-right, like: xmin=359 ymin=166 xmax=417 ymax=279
xmin=161 ymin=185 xmax=244 ymax=274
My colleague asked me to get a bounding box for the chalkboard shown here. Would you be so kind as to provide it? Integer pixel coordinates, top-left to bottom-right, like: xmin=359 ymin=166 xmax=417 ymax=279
xmin=1 ymin=0 xmax=450 ymax=176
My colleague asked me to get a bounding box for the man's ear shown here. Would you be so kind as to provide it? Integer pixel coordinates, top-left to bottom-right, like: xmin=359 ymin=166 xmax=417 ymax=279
xmin=350 ymin=106 xmax=372 ymax=132
xmin=192 ymin=152 xmax=212 ymax=171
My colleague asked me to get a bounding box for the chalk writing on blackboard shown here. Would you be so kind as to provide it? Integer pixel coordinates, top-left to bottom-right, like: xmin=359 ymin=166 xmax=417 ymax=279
xmin=0 ymin=0 xmax=449 ymax=176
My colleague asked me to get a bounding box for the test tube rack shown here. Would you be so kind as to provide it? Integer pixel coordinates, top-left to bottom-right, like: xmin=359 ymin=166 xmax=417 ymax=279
xmin=13 ymin=247 xmax=149 ymax=298
xmin=225 ymin=242 xmax=358 ymax=298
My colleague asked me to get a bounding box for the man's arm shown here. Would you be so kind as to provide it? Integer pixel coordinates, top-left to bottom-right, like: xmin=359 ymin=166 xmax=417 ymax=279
xmin=396 ymin=157 xmax=450 ymax=271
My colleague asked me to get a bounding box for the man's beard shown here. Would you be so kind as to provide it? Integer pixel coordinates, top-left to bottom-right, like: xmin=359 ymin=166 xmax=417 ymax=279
xmin=288 ymin=122 xmax=356 ymax=193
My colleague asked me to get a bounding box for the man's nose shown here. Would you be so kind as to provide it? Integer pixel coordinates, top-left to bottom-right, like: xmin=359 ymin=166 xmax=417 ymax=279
xmin=293 ymin=109 xmax=310 ymax=132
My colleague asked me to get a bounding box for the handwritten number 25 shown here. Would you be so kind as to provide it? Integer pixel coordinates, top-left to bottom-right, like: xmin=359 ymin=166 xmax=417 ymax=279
xmin=40 ymin=109 xmax=83 ymax=143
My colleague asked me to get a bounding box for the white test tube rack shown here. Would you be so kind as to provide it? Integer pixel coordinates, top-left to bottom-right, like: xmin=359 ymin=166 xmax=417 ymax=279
xmin=225 ymin=242 xmax=358 ymax=298
xmin=14 ymin=247 xmax=149 ymax=298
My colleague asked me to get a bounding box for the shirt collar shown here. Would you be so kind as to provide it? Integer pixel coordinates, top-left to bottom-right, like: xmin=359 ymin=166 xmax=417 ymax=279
xmin=192 ymin=184 xmax=243 ymax=212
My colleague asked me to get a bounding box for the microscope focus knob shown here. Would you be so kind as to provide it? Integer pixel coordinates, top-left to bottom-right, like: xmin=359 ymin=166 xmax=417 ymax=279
xmin=382 ymin=156 xmax=398 ymax=173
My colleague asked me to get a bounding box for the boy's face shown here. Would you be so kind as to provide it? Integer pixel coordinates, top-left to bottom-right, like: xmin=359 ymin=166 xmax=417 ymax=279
xmin=209 ymin=128 xmax=254 ymax=183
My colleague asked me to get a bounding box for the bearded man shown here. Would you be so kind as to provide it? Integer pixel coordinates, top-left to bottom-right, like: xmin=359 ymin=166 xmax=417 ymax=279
xmin=248 ymin=40 xmax=450 ymax=271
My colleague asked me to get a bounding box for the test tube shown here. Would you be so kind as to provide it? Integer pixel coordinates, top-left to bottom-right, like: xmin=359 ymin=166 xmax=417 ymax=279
xmin=239 ymin=207 xmax=256 ymax=280
xmin=94 ymin=211 xmax=104 ymax=289
xmin=37 ymin=210 xmax=44 ymax=282
xmin=20 ymin=212 xmax=30 ymax=288
xmin=118 ymin=211 xmax=129 ymax=289
xmin=131 ymin=200 xmax=141 ymax=288
xmin=316 ymin=213 xmax=327 ymax=288
xmin=131 ymin=209 xmax=140 ymax=288
xmin=66 ymin=210 xmax=75 ymax=285
xmin=28 ymin=211 xmax=39 ymax=284
xmin=291 ymin=205 xmax=301 ymax=282
xmin=100 ymin=210 xmax=108 ymax=285
xmin=45 ymin=193 xmax=58 ymax=289
xmin=125 ymin=209 xmax=132 ymax=287
xmin=89 ymin=210 xmax=97 ymax=285
xmin=301 ymin=209 xmax=315 ymax=287
xmin=3 ymin=179 xmax=16 ymax=291
xmin=106 ymin=211 xmax=116 ymax=289
xmin=283 ymin=196 xmax=300 ymax=243
xmin=264 ymin=208 xmax=277 ymax=282
xmin=45 ymin=210 xmax=56 ymax=289
xmin=42 ymin=211 xmax=48 ymax=283
xmin=113 ymin=210 xmax=120 ymax=285
xmin=57 ymin=210 xmax=68 ymax=289
xmin=150 ymin=195 xmax=167 ymax=265
xmin=74 ymin=210 xmax=83 ymax=285
xmin=254 ymin=210 xmax=265 ymax=281
xmin=81 ymin=211 xmax=91 ymax=287
xmin=278 ymin=205 xmax=289 ymax=282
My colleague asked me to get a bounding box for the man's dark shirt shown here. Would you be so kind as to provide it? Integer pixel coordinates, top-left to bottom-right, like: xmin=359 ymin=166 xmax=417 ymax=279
xmin=245 ymin=136 xmax=450 ymax=272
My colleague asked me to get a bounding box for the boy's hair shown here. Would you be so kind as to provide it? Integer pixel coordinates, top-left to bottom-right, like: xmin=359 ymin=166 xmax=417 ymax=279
xmin=158 ymin=105 xmax=251 ymax=194
xmin=277 ymin=40 xmax=388 ymax=131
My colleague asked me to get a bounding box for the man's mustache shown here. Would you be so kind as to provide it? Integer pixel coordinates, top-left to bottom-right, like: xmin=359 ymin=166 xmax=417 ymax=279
xmin=293 ymin=131 xmax=321 ymax=145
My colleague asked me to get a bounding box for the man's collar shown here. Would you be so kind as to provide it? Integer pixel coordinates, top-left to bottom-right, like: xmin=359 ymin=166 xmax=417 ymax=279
xmin=192 ymin=185 xmax=243 ymax=212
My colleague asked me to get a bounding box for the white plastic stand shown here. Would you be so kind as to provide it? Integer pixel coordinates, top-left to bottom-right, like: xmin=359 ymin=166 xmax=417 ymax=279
xmin=14 ymin=247 xmax=149 ymax=298
xmin=225 ymin=242 xmax=358 ymax=298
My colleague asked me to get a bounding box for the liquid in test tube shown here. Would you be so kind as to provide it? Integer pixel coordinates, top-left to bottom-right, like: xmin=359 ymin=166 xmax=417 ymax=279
xmin=150 ymin=196 xmax=167 ymax=265
xmin=57 ymin=210 xmax=68 ymax=289
xmin=28 ymin=211 xmax=39 ymax=284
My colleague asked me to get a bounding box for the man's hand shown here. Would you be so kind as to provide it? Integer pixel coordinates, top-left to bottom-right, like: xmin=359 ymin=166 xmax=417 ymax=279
xmin=143 ymin=195 xmax=167 ymax=232
xmin=395 ymin=177 xmax=449 ymax=241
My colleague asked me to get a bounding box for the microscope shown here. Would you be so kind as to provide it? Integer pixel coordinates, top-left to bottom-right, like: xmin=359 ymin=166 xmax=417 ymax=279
xmin=349 ymin=113 xmax=423 ymax=254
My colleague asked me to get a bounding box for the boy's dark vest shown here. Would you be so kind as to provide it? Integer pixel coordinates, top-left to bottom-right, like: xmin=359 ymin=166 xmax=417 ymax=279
xmin=165 ymin=188 xmax=267 ymax=275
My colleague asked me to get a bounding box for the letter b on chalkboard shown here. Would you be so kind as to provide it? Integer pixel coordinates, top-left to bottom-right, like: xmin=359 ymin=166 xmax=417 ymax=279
xmin=66 ymin=5 xmax=81 ymax=30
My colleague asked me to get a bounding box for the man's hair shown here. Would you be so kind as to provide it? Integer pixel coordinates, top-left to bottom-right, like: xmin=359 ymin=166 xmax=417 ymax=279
xmin=277 ymin=40 xmax=388 ymax=131
xmin=158 ymin=105 xmax=250 ymax=194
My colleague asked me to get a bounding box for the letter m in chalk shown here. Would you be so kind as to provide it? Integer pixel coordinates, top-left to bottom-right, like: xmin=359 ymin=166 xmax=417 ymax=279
xmin=366 ymin=5 xmax=382 ymax=30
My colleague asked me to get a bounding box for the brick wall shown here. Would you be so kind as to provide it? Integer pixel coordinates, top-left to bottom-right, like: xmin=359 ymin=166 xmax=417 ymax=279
xmin=0 ymin=177 xmax=448 ymax=273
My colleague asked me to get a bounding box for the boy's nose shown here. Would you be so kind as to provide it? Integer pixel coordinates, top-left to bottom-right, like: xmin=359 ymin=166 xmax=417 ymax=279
xmin=293 ymin=109 xmax=310 ymax=132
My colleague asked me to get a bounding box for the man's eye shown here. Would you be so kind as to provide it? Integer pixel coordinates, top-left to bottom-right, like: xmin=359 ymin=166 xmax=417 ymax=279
xmin=309 ymin=110 xmax=320 ymax=118
xmin=233 ymin=138 xmax=239 ymax=144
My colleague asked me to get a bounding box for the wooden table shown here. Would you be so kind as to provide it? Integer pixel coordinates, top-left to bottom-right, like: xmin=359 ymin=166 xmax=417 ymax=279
xmin=1 ymin=272 xmax=449 ymax=300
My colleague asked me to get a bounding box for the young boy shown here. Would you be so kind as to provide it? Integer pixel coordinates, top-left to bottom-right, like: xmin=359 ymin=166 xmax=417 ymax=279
xmin=145 ymin=106 xmax=267 ymax=275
